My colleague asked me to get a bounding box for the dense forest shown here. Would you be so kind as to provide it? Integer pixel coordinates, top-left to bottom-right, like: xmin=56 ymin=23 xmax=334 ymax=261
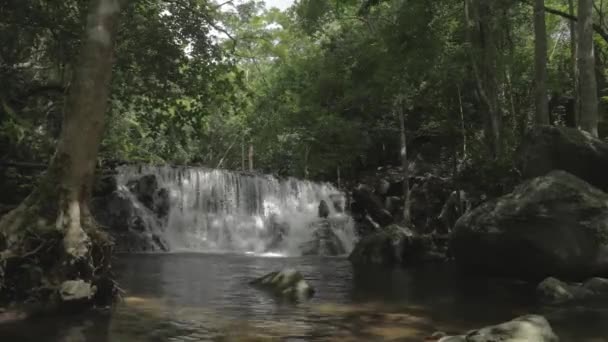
xmin=2 ymin=0 xmax=606 ymax=180
xmin=2 ymin=0 xmax=608 ymax=340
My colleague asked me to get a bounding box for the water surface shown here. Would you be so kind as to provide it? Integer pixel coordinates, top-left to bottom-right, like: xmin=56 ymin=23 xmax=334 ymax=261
xmin=1 ymin=253 xmax=608 ymax=341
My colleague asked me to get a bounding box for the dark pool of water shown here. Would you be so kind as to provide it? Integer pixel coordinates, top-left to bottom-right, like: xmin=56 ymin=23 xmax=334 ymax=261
xmin=1 ymin=253 xmax=608 ymax=341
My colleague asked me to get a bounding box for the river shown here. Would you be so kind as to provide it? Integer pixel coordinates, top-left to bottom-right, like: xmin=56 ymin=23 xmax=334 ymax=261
xmin=1 ymin=253 xmax=608 ymax=341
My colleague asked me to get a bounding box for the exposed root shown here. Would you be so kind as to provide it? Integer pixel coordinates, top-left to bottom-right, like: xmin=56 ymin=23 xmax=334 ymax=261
xmin=0 ymin=200 xmax=117 ymax=310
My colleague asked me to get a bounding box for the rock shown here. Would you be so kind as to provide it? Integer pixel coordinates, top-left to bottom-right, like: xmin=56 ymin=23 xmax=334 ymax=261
xmin=265 ymin=214 xmax=289 ymax=251
xmin=537 ymin=276 xmax=608 ymax=304
xmin=375 ymin=178 xmax=391 ymax=195
xmin=519 ymin=125 xmax=608 ymax=192
xmin=59 ymin=280 xmax=96 ymax=302
xmin=352 ymin=184 xmax=393 ymax=227
xmin=329 ymin=194 xmax=345 ymax=213
xmin=438 ymin=190 xmax=470 ymax=234
xmin=92 ymin=190 xmax=136 ymax=232
xmin=583 ymin=277 xmax=608 ymax=294
xmin=439 ymin=315 xmax=558 ymax=342
xmin=318 ymin=200 xmax=330 ymax=218
xmin=536 ymin=277 xmax=583 ymax=304
xmin=349 ymin=225 xmax=412 ymax=266
xmin=349 ymin=224 xmax=445 ymax=266
xmin=353 ymin=214 xmax=380 ymax=237
xmin=250 ymin=269 xmax=315 ymax=301
xmin=153 ymin=188 xmax=171 ymax=218
xmin=451 ymin=170 xmax=608 ymax=279
xmin=410 ymin=174 xmax=451 ymax=233
xmin=300 ymin=220 xmax=346 ymax=256
xmin=128 ymin=174 xmax=159 ymax=210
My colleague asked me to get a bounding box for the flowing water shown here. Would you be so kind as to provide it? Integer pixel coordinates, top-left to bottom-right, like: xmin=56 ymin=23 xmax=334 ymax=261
xmin=116 ymin=166 xmax=355 ymax=255
xmin=1 ymin=254 xmax=608 ymax=341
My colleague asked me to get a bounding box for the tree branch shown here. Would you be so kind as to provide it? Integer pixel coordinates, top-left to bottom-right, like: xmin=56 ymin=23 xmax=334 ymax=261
xmin=520 ymin=0 xmax=608 ymax=44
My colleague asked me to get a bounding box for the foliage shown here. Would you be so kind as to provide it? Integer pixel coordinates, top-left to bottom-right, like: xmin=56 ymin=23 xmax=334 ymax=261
xmin=2 ymin=0 xmax=608 ymax=186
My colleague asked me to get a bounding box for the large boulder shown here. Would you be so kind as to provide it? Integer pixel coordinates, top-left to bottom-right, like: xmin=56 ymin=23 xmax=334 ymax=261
xmin=451 ymin=171 xmax=608 ymax=279
xmin=300 ymin=220 xmax=346 ymax=256
xmin=250 ymin=269 xmax=315 ymax=301
xmin=519 ymin=125 xmax=608 ymax=192
xmin=438 ymin=315 xmax=558 ymax=342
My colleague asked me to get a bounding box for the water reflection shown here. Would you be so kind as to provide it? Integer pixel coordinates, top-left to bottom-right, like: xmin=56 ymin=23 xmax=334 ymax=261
xmin=1 ymin=253 xmax=608 ymax=341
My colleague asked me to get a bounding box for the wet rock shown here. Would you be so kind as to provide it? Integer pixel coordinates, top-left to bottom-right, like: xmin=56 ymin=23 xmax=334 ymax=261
xmin=265 ymin=214 xmax=290 ymax=252
xmin=349 ymin=224 xmax=445 ymax=266
xmin=352 ymin=184 xmax=393 ymax=227
xmin=375 ymin=178 xmax=391 ymax=195
xmin=329 ymin=194 xmax=345 ymax=213
xmin=410 ymin=174 xmax=451 ymax=233
xmin=300 ymin=220 xmax=346 ymax=256
xmin=451 ymin=171 xmax=608 ymax=279
xmin=537 ymin=276 xmax=608 ymax=304
xmin=250 ymin=269 xmax=315 ymax=301
xmin=92 ymin=190 xmax=136 ymax=232
xmin=349 ymin=224 xmax=412 ymax=266
xmin=439 ymin=315 xmax=558 ymax=342
xmin=318 ymin=200 xmax=330 ymax=218
xmin=154 ymin=188 xmax=171 ymax=218
xmin=59 ymin=280 xmax=96 ymax=302
xmin=537 ymin=277 xmax=590 ymax=304
xmin=128 ymin=174 xmax=159 ymax=210
xmin=438 ymin=190 xmax=470 ymax=234
xmin=583 ymin=277 xmax=608 ymax=294
xmin=519 ymin=125 xmax=608 ymax=192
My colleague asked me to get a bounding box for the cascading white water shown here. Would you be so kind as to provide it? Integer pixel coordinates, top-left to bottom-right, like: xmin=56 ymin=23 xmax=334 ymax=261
xmin=116 ymin=165 xmax=355 ymax=256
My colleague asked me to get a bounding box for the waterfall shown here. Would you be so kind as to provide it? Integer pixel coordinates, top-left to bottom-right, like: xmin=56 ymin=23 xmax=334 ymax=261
xmin=115 ymin=165 xmax=355 ymax=256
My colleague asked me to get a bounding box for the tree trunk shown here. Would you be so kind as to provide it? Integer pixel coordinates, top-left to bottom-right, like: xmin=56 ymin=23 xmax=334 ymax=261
xmin=336 ymin=166 xmax=341 ymax=189
xmin=396 ymin=96 xmax=411 ymax=225
xmin=0 ymin=0 xmax=120 ymax=306
xmin=578 ymin=0 xmax=599 ymax=137
xmin=534 ymin=0 xmax=550 ymax=125
xmin=457 ymin=85 xmax=467 ymax=159
xmin=241 ymin=134 xmax=246 ymax=171
xmin=303 ymin=145 xmax=310 ymax=179
xmin=248 ymin=144 xmax=254 ymax=172
xmin=568 ymin=0 xmax=579 ymax=126
xmin=464 ymin=0 xmax=502 ymax=158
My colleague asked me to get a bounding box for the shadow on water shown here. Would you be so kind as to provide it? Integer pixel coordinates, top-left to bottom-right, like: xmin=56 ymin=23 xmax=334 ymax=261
xmin=2 ymin=253 xmax=608 ymax=341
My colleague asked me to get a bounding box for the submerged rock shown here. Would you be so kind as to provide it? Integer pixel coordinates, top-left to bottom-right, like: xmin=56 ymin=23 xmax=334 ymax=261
xmin=451 ymin=170 xmax=608 ymax=279
xmin=537 ymin=276 xmax=608 ymax=304
xmin=537 ymin=277 xmax=590 ymax=304
xmin=519 ymin=125 xmax=608 ymax=192
xmin=250 ymin=269 xmax=314 ymax=301
xmin=439 ymin=315 xmax=558 ymax=342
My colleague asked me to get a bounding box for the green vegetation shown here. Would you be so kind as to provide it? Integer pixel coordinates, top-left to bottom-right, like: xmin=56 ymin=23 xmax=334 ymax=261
xmin=1 ymin=0 xmax=606 ymax=179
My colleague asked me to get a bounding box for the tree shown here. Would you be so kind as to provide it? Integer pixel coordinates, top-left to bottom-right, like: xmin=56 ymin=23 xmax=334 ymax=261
xmin=464 ymin=0 xmax=503 ymax=158
xmin=395 ymin=94 xmax=411 ymax=224
xmin=0 ymin=0 xmax=121 ymax=305
xmin=534 ymin=0 xmax=550 ymax=125
xmin=568 ymin=0 xmax=579 ymax=126
xmin=578 ymin=0 xmax=599 ymax=136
